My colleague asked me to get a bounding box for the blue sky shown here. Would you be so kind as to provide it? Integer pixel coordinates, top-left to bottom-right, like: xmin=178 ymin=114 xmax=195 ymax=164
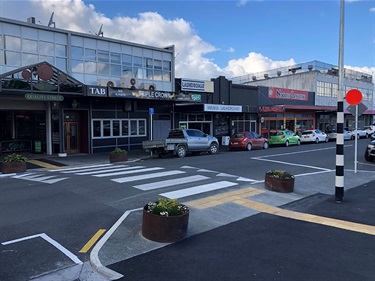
xmin=0 ymin=0 xmax=374 ymax=80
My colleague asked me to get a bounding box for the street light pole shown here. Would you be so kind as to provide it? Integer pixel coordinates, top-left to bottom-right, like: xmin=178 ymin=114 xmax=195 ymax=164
xmin=335 ymin=0 xmax=345 ymax=203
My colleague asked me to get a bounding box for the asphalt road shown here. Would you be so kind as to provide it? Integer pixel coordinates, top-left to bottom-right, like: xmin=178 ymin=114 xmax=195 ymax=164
xmin=0 ymin=138 xmax=374 ymax=280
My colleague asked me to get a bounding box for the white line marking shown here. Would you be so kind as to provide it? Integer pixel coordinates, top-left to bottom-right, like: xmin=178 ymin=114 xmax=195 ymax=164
xmin=112 ymin=170 xmax=185 ymax=183
xmin=60 ymin=165 xmax=128 ymax=174
xmin=43 ymin=178 xmax=69 ymax=184
xmin=180 ymin=166 xmax=199 ymax=169
xmin=90 ymin=209 xmax=143 ymax=280
xmin=254 ymin=158 xmax=331 ymax=171
xmin=49 ymin=164 xmax=113 ymax=172
xmin=160 ymin=181 xmax=238 ymax=199
xmin=236 ymin=177 xmax=257 ymax=182
xmin=94 ymin=167 xmax=163 ymax=177
xmin=75 ymin=166 xmax=144 ymax=175
xmin=197 ymin=169 xmax=218 ymax=173
xmin=133 ymin=175 xmax=209 ymax=191
xmin=2 ymin=233 xmax=82 ymax=264
xmin=217 ymin=173 xmax=238 ymax=178
xmin=12 ymin=173 xmax=35 ymax=178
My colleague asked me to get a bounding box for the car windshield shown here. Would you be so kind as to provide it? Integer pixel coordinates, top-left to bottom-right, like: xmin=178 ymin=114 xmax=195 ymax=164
xmin=276 ymin=131 xmax=284 ymax=136
xmin=302 ymin=131 xmax=312 ymax=135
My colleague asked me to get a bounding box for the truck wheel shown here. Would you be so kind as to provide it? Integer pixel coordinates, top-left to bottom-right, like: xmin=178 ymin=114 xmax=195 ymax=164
xmin=208 ymin=143 xmax=218 ymax=154
xmin=176 ymin=146 xmax=187 ymax=158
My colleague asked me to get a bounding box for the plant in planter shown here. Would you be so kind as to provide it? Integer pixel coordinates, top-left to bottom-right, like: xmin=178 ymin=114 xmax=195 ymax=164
xmin=264 ymin=169 xmax=295 ymax=193
xmin=109 ymin=147 xmax=128 ymax=163
xmin=1 ymin=153 xmax=28 ymax=174
xmin=142 ymin=198 xmax=189 ymax=243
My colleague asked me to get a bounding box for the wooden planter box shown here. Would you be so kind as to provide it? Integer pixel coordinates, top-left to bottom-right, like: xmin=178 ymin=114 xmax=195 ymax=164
xmin=109 ymin=152 xmax=128 ymax=163
xmin=142 ymin=205 xmax=189 ymax=243
xmin=265 ymin=174 xmax=295 ymax=193
xmin=1 ymin=162 xmax=27 ymax=174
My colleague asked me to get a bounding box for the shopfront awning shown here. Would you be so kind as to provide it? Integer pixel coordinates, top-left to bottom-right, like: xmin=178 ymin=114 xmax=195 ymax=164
xmin=0 ymin=61 xmax=84 ymax=94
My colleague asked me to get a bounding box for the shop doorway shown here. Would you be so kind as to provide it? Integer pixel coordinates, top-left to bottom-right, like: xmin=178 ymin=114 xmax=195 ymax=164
xmin=65 ymin=122 xmax=79 ymax=154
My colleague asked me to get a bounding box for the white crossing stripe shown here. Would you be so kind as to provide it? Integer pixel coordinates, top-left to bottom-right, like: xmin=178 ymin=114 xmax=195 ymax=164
xmin=94 ymin=167 xmax=163 ymax=177
xmin=160 ymin=181 xmax=238 ymax=199
xmin=49 ymin=164 xmax=113 ymax=172
xmin=75 ymin=166 xmax=144 ymax=175
xmin=60 ymin=165 xmax=127 ymax=174
xmin=133 ymin=175 xmax=209 ymax=191
xmin=12 ymin=173 xmax=68 ymax=184
xmin=112 ymin=170 xmax=185 ymax=183
xmin=42 ymin=178 xmax=69 ymax=184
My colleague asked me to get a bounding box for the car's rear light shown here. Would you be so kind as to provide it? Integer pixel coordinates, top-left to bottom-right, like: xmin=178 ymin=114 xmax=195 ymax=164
xmin=281 ymin=136 xmax=285 ymax=139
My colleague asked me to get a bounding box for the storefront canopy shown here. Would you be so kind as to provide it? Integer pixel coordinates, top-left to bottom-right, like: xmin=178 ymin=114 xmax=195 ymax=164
xmin=0 ymin=61 xmax=83 ymax=94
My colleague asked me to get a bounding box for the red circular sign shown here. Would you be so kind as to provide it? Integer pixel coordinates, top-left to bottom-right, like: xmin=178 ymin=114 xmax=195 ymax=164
xmin=346 ymin=89 xmax=362 ymax=105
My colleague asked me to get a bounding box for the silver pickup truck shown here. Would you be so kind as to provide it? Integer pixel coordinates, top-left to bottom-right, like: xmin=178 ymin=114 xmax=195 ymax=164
xmin=142 ymin=128 xmax=219 ymax=158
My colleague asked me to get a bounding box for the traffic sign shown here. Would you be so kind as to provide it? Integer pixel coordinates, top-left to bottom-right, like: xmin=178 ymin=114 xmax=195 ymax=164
xmin=149 ymin=108 xmax=154 ymax=115
xmin=345 ymin=89 xmax=362 ymax=105
xmin=347 ymin=103 xmax=368 ymax=116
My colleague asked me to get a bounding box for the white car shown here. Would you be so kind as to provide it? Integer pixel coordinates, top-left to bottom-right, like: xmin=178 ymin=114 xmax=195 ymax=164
xmin=364 ymin=125 xmax=375 ymax=136
xmin=327 ymin=130 xmax=353 ymax=141
xmin=300 ymin=129 xmax=328 ymax=143
xmin=349 ymin=129 xmax=368 ymax=139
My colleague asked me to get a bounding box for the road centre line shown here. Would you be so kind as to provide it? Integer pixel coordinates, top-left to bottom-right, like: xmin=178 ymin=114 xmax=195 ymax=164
xmin=254 ymin=158 xmax=331 ymax=171
xmin=79 ymin=229 xmax=106 ymax=253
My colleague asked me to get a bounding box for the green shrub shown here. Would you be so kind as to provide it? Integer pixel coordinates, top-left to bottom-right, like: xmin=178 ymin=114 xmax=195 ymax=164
xmin=111 ymin=148 xmax=127 ymax=154
xmin=3 ymin=153 xmax=28 ymax=163
xmin=145 ymin=198 xmax=189 ymax=217
xmin=266 ymin=169 xmax=294 ymax=179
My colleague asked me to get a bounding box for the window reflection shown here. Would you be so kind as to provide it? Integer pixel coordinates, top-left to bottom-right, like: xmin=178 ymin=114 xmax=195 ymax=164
xmin=4 ymin=51 xmax=21 ymax=66
xmin=39 ymin=41 xmax=54 ymax=56
xmin=71 ymin=46 xmax=83 ymax=59
xmin=4 ymin=35 xmax=21 ymax=51
xmin=22 ymin=39 xmax=38 ymax=53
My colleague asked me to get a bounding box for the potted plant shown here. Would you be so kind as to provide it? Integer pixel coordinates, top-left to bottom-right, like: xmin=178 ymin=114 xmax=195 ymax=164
xmin=1 ymin=153 xmax=28 ymax=174
xmin=264 ymin=169 xmax=295 ymax=193
xmin=142 ymin=198 xmax=189 ymax=243
xmin=109 ymin=147 xmax=128 ymax=163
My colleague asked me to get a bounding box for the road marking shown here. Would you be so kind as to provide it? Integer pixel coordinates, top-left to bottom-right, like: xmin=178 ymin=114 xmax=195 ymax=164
xmin=133 ymin=175 xmax=209 ymax=190
xmin=75 ymin=166 xmax=144 ymax=175
xmin=235 ymin=198 xmax=375 ymax=236
xmin=79 ymin=229 xmax=106 ymax=253
xmin=2 ymin=233 xmax=82 ymax=264
xmin=187 ymin=187 xmax=264 ymax=209
xmin=49 ymin=164 xmax=114 ymax=172
xmin=160 ymin=181 xmax=238 ymax=199
xmin=113 ymin=170 xmax=185 ymax=183
xmin=60 ymin=165 xmax=128 ymax=174
xmin=252 ymin=158 xmax=331 ymax=171
xmin=95 ymin=167 xmax=163 ymax=177
xmin=27 ymin=159 xmax=60 ymax=169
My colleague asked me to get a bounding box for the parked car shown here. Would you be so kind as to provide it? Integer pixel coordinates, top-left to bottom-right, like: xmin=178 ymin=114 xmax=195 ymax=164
xmin=229 ymin=132 xmax=268 ymax=151
xmin=300 ymin=129 xmax=328 ymax=143
xmin=364 ymin=125 xmax=375 ymax=136
xmin=364 ymin=139 xmax=375 ymax=162
xmin=349 ymin=129 xmax=368 ymax=139
xmin=268 ymin=130 xmax=301 ymax=147
xmin=327 ymin=129 xmax=353 ymax=141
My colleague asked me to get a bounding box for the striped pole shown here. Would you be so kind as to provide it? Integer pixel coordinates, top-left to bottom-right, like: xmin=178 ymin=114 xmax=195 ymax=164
xmin=335 ymin=0 xmax=345 ymax=203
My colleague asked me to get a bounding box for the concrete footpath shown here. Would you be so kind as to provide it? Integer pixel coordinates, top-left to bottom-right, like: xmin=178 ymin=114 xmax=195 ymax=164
xmin=15 ymin=150 xmax=375 ymax=281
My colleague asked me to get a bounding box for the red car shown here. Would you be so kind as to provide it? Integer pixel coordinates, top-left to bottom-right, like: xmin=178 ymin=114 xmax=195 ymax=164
xmin=229 ymin=132 xmax=269 ymax=151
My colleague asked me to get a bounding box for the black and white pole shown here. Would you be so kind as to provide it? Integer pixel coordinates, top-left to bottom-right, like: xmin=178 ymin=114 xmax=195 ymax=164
xmin=335 ymin=0 xmax=345 ymax=203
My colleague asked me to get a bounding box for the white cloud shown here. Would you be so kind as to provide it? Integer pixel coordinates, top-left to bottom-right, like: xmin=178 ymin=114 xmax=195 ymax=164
xmin=0 ymin=0 xmax=373 ymax=82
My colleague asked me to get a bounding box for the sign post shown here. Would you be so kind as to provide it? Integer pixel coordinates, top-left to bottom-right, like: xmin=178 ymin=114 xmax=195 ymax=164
xmin=149 ymin=108 xmax=154 ymax=156
xmin=345 ymin=89 xmax=363 ymax=174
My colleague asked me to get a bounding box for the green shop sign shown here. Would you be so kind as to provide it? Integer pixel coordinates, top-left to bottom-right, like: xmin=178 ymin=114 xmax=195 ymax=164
xmin=25 ymin=93 xmax=64 ymax=101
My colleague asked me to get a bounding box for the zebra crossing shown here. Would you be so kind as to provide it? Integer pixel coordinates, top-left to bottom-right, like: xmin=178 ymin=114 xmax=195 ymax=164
xmin=9 ymin=164 xmax=259 ymax=200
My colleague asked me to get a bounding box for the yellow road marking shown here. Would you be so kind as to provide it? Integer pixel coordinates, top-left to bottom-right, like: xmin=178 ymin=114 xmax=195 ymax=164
xmin=187 ymin=187 xmax=375 ymax=236
xmin=27 ymin=159 xmax=60 ymax=170
xmin=79 ymin=229 xmax=106 ymax=253
xmin=235 ymin=198 xmax=375 ymax=236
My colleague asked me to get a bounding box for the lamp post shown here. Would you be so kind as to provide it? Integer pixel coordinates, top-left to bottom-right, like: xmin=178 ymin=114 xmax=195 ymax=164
xmin=335 ymin=0 xmax=345 ymax=203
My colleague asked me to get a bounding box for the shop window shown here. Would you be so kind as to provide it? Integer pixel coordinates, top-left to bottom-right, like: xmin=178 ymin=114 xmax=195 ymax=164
xmin=4 ymin=51 xmax=21 ymax=66
xmin=122 ymin=120 xmax=129 ymax=136
xmin=130 ymin=120 xmax=137 ymax=135
xmin=4 ymin=35 xmax=21 ymax=51
xmin=85 ymin=48 xmax=96 ymax=61
xmin=92 ymin=119 xmax=146 ymax=138
xmin=103 ymin=120 xmax=111 ymax=136
xmin=113 ymin=120 xmax=120 ymax=136
xmin=139 ymin=120 xmax=146 ymax=135
xmin=39 ymin=41 xmax=54 ymax=56
xmin=71 ymin=46 xmax=83 ymax=59
xmin=22 ymin=39 xmax=38 ymax=53
xmin=93 ymin=120 xmax=101 ymax=137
